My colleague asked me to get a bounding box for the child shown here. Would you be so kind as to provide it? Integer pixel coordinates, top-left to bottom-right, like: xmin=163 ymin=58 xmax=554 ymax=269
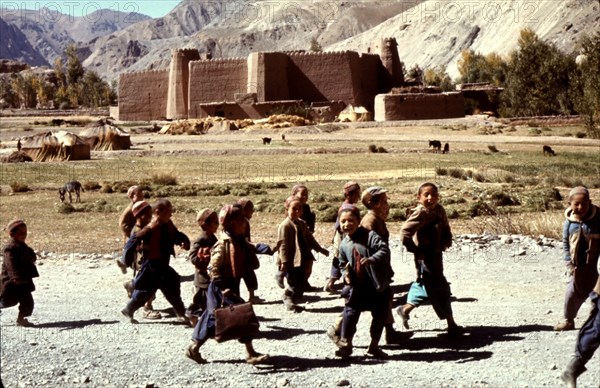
xmin=186 ymin=204 xmax=268 ymax=364
xmin=237 ymin=198 xmax=262 ymax=303
xmin=186 ymin=208 xmax=219 ymax=324
xmin=0 ymin=220 xmax=39 ymax=327
xmin=117 ymin=185 xmax=145 ymax=274
xmin=121 ymin=199 xmax=191 ymax=325
xmin=398 ymin=182 xmax=461 ymax=336
xmin=120 ymin=201 xmax=161 ymax=320
xmin=335 ymin=205 xmax=391 ymax=359
xmin=291 ymin=184 xmax=318 ymax=289
xmin=277 ymin=196 xmax=329 ymax=312
xmin=324 ymin=181 xmax=361 ymax=293
xmin=555 ymin=186 xmax=600 ymax=331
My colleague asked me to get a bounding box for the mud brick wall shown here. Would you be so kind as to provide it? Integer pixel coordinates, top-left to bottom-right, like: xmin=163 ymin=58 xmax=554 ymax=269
xmin=167 ymin=48 xmax=200 ymax=120
xmin=118 ymin=70 xmax=169 ymax=121
xmin=352 ymin=53 xmax=383 ymax=110
xmin=250 ymin=52 xmax=290 ymax=102
xmin=188 ymin=59 xmax=248 ymax=119
xmin=374 ymin=92 xmax=465 ymax=121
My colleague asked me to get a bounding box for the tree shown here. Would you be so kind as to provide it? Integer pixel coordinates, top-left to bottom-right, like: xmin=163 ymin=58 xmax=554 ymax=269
xmin=65 ymin=44 xmax=84 ymax=86
xmin=571 ymin=32 xmax=600 ymax=138
xmin=500 ymin=28 xmax=576 ymax=117
xmin=309 ymin=38 xmax=322 ymax=53
xmin=11 ymin=72 xmax=39 ymax=108
xmin=423 ymin=67 xmax=455 ymax=91
xmin=457 ymin=49 xmax=508 ymax=86
xmin=406 ymin=65 xmax=423 ymax=85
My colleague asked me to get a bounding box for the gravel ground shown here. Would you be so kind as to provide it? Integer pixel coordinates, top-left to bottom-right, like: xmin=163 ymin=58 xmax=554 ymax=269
xmin=1 ymin=234 xmax=599 ymax=388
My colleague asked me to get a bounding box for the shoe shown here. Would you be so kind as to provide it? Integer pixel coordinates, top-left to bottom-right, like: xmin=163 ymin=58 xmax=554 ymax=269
xmin=275 ymin=272 xmax=285 ymax=289
xmin=248 ymin=295 xmax=264 ymax=304
xmin=554 ymin=319 xmax=575 ymax=331
xmin=142 ymin=309 xmax=162 ymax=320
xmin=335 ymin=338 xmax=352 ymax=359
xmin=246 ymin=353 xmax=269 ymax=365
xmin=116 ymin=259 xmax=127 ymax=274
xmin=16 ymin=317 xmax=34 ymax=327
xmin=365 ymin=346 xmax=388 ymax=359
xmin=327 ymin=325 xmax=340 ymax=345
xmin=396 ymin=306 xmax=410 ymax=330
xmin=446 ymin=325 xmax=465 ymax=338
xmin=123 ymin=281 xmax=134 ymax=298
xmin=120 ymin=308 xmax=138 ymax=324
xmin=185 ymin=345 xmax=207 ymax=364
xmin=385 ymin=329 xmax=413 ymax=345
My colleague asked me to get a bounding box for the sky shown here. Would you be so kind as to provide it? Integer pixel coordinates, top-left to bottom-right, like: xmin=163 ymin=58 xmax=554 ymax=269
xmin=2 ymin=0 xmax=183 ymax=18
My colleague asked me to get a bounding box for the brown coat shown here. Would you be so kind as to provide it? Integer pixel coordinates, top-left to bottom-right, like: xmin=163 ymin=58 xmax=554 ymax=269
xmin=119 ymin=202 xmax=135 ymax=240
xmin=1 ymin=239 xmax=38 ymax=294
xmin=277 ymin=217 xmax=325 ymax=268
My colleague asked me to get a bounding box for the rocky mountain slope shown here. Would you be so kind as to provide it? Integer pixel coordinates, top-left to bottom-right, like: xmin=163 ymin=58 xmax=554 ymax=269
xmin=1 ymin=0 xmax=598 ymax=83
xmin=328 ymin=0 xmax=600 ymax=78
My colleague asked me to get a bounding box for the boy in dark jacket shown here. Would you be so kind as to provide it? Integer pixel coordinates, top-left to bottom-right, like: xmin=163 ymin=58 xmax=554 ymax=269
xmin=121 ymin=199 xmax=191 ymax=325
xmin=0 ymin=220 xmax=39 ymax=327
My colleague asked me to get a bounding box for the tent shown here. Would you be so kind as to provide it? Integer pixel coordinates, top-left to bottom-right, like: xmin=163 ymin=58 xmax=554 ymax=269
xmin=21 ymin=131 xmax=91 ymax=162
xmin=80 ymin=120 xmax=131 ymax=150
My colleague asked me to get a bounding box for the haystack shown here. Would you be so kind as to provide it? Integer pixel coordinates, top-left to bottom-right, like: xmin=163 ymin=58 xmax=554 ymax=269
xmin=2 ymin=151 xmax=33 ymax=163
xmin=21 ymin=131 xmax=90 ymax=162
xmin=338 ymin=105 xmax=372 ymax=122
xmin=80 ymin=120 xmax=131 ymax=150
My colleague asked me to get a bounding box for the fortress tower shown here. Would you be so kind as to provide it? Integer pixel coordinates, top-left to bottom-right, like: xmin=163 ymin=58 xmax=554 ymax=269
xmin=379 ymin=37 xmax=404 ymax=88
xmin=166 ymin=48 xmax=200 ymax=120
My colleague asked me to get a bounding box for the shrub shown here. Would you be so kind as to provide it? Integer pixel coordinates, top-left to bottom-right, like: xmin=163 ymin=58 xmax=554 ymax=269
xmin=55 ymin=202 xmax=75 ymax=214
xmin=469 ymin=201 xmax=497 ymax=217
xmin=528 ymin=127 xmax=542 ymax=135
xmin=435 ymin=167 xmax=448 ymax=176
xmin=368 ymin=144 xmax=378 ymax=153
xmin=83 ymin=181 xmax=101 ymax=191
xmin=10 ymin=182 xmax=31 ymax=192
xmin=377 ymin=146 xmax=388 ymax=153
xmin=490 ymin=191 xmax=519 ymax=206
xmin=449 ymin=168 xmax=466 ymax=180
xmin=575 ymin=132 xmax=587 ymax=138
xmin=151 ymin=172 xmax=178 ymax=186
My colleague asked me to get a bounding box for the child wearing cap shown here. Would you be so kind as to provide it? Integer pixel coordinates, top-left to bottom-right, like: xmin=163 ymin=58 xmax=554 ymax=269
xmin=185 ymin=208 xmax=219 ymax=324
xmin=334 ymin=204 xmax=392 ymax=359
xmin=324 ymin=181 xmax=361 ymax=293
xmin=398 ymin=182 xmax=462 ymax=337
xmin=559 ymin=187 xmax=600 ymax=386
xmin=186 ymin=204 xmax=268 ymax=364
xmin=0 ymin=220 xmax=39 ymax=327
xmin=121 ymin=199 xmax=191 ymax=325
xmin=291 ymin=184 xmax=319 ymax=289
xmin=554 ymin=186 xmax=600 ymax=332
xmin=121 ymin=200 xmax=161 ymax=319
xmin=277 ymin=196 xmax=329 ymax=312
xmin=117 ymin=185 xmax=145 ymax=274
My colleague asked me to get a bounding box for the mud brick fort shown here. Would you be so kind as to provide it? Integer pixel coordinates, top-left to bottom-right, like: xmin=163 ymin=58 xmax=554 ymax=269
xmin=116 ymin=38 xmax=465 ymax=122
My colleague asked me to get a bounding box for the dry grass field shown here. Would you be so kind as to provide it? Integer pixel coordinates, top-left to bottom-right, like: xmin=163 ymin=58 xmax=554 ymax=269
xmin=1 ymin=114 xmax=599 ymax=255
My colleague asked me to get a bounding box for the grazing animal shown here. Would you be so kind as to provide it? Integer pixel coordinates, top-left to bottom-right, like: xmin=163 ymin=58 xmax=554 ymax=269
xmin=442 ymin=142 xmax=449 ymax=154
xmin=543 ymin=145 xmax=556 ymax=156
xmin=281 ymin=133 xmax=286 ymax=141
xmin=429 ymin=140 xmax=442 ymax=152
xmin=487 ymin=145 xmax=499 ymax=153
xmin=262 ymin=137 xmax=272 ymax=145
xmin=59 ymin=181 xmax=84 ymax=203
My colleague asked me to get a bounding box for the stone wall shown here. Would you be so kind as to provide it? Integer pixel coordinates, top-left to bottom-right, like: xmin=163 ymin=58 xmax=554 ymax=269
xmin=374 ymin=92 xmax=465 ymax=121
xmin=118 ymin=69 xmax=169 ymax=121
xmin=187 ymin=58 xmax=248 ymax=119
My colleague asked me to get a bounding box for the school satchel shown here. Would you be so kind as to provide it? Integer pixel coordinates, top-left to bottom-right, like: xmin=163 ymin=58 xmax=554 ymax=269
xmin=214 ymin=302 xmax=260 ymax=343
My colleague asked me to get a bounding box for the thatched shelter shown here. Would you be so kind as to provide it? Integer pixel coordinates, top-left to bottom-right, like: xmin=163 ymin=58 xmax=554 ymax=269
xmin=21 ymin=131 xmax=91 ymax=162
xmin=80 ymin=120 xmax=131 ymax=150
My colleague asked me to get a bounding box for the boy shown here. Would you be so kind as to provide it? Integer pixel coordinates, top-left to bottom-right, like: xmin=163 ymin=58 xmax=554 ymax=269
xmin=398 ymin=182 xmax=461 ymax=336
xmin=121 ymin=199 xmax=191 ymax=325
xmin=335 ymin=205 xmax=391 ymax=359
xmin=0 ymin=220 xmax=39 ymax=327
xmin=360 ymin=186 xmax=408 ymax=344
xmin=117 ymin=185 xmax=145 ymax=274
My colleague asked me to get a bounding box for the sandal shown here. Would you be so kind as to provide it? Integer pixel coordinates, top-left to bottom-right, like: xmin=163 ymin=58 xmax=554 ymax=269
xmin=185 ymin=346 xmax=207 ymax=364
xmin=142 ymin=309 xmax=162 ymax=320
xmin=246 ymin=353 xmax=269 ymax=365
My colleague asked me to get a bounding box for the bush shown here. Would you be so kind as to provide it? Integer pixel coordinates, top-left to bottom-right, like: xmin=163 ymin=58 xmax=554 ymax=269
xmin=83 ymin=181 xmax=101 ymax=191
xmin=490 ymin=191 xmax=520 ymax=206
xmin=449 ymin=168 xmax=466 ymax=180
xmin=55 ymin=202 xmax=75 ymax=214
xmin=368 ymin=144 xmax=378 ymax=153
xmin=469 ymin=201 xmax=497 ymax=217
xmin=151 ymin=173 xmax=178 ymax=186
xmin=377 ymin=146 xmax=388 ymax=153
xmin=10 ymin=182 xmax=31 ymax=192
xmin=435 ymin=167 xmax=448 ymax=176
xmin=575 ymin=132 xmax=587 ymax=138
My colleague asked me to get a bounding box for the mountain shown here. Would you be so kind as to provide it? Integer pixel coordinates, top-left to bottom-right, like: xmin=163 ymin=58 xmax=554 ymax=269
xmin=1 ymin=0 xmax=598 ymax=84
xmin=0 ymin=7 xmax=150 ymax=67
xmin=327 ymin=0 xmax=600 ymax=78
xmin=0 ymin=17 xmax=49 ymax=66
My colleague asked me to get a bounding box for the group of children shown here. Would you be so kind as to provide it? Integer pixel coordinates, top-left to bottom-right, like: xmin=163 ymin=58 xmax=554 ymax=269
xmin=2 ymin=181 xmax=598 ymax=381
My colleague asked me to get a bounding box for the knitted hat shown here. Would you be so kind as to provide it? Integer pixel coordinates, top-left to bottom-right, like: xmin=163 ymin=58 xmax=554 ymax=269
xmin=237 ymin=198 xmax=254 ymax=211
xmin=361 ymin=186 xmax=387 ymax=207
xmin=568 ymin=186 xmax=590 ymax=201
xmin=338 ymin=204 xmax=361 ymax=220
xmin=6 ymin=219 xmax=26 ymax=234
xmin=343 ymin=181 xmax=360 ymax=196
xmin=196 ymin=208 xmax=216 ymax=224
xmin=131 ymin=201 xmax=151 ymax=217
